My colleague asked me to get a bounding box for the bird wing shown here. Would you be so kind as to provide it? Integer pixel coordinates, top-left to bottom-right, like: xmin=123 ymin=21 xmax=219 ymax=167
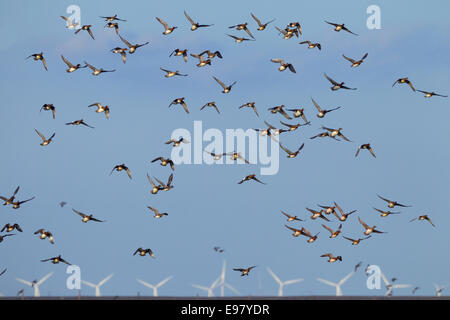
xmin=156 ymin=17 xmax=169 ymax=29
xmin=87 ymin=28 xmax=95 ymax=40
xmin=342 ymin=54 xmax=356 ymax=64
xmin=213 ymin=76 xmax=226 ymax=89
xmin=358 ymin=217 xmax=370 ymax=229
xmin=61 ymin=55 xmax=74 ymax=68
xmin=119 ymin=34 xmax=132 ymax=48
xmin=184 ymin=11 xmax=195 ymax=25
xmin=72 ymin=208 xmax=87 ymax=218
xmin=279 ymin=143 xmax=293 ymax=155
xmin=251 ymin=13 xmax=262 ymax=26
xmin=311 ymin=97 xmax=322 ymax=112
xmin=322 ymin=224 xmax=334 ymax=234
xmin=35 ymin=129 xmax=45 ymax=141
xmin=324 ymin=73 xmax=338 ymax=85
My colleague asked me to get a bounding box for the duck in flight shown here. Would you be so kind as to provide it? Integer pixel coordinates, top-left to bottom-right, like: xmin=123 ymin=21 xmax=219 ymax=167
xmin=355 ymin=144 xmax=376 ymax=158
xmin=66 ymin=119 xmax=94 ymax=128
xmin=250 ymin=13 xmax=275 ymax=31
xmin=72 ymin=209 xmax=105 ymax=223
xmin=238 ymin=174 xmax=265 ymax=185
xmin=100 ymin=14 xmax=126 ymax=22
xmin=279 ymin=142 xmax=304 ymax=158
xmin=227 ymin=34 xmax=255 ymax=43
xmin=306 ymin=208 xmax=330 ymax=221
xmin=392 ymin=77 xmax=415 ymax=92
xmin=233 ymin=266 xmax=257 ymax=276
xmin=88 ymin=102 xmax=110 ymax=119
xmin=416 ymin=90 xmax=447 ymax=98
xmin=200 ymin=102 xmax=220 ymax=114
xmin=410 ymin=214 xmax=435 ymax=227
xmin=299 ymin=40 xmax=321 ymax=50
xmin=134 ymin=248 xmax=155 ymax=258
xmin=229 ymin=22 xmax=254 ymax=39
xmin=169 ymin=97 xmax=189 ymax=114
xmin=184 ymin=11 xmax=213 ymax=31
xmin=151 ymin=157 xmax=175 ymax=171
xmin=147 ymin=206 xmax=168 ymax=219
xmin=111 ymin=47 xmax=128 ymax=64
xmin=39 ymin=103 xmax=55 ymax=119
xmin=165 ymin=137 xmax=189 ymax=147
xmin=320 ymin=253 xmax=342 ymax=263
xmin=26 ymin=52 xmax=47 ymax=71
xmin=35 ymin=129 xmax=55 ymax=146
xmin=281 ymin=210 xmax=303 ymax=222
xmin=358 ymin=217 xmax=385 ymax=235
xmin=0 ymin=186 xmax=20 ymax=206
xmin=60 ymin=15 xmax=79 ymax=29
xmin=160 ymin=68 xmax=188 ymax=78
xmin=34 ymin=229 xmax=55 ymax=244
xmin=41 ymin=255 xmax=71 ymax=265
xmin=311 ymin=97 xmax=341 ymax=118
xmin=105 ymin=22 xmax=119 ymax=35
xmin=75 ymin=25 xmax=95 ymax=39
xmin=343 ymin=235 xmax=371 ymax=245
xmin=11 ymin=197 xmax=35 ymax=209
xmin=170 ymin=49 xmax=188 ymax=63
xmin=239 ymin=102 xmax=259 ymax=117
xmin=321 ymin=126 xmax=352 ymax=142
xmin=213 ymin=76 xmax=236 ymax=93
xmin=119 ymin=35 xmax=149 ymax=54
xmin=331 ymin=202 xmax=356 ymax=222
xmin=110 ymin=164 xmax=132 ymax=180
xmin=324 ymin=73 xmax=357 ymax=91
xmin=325 ymin=21 xmax=358 ymax=35
xmin=61 ymin=55 xmax=87 ymax=72
xmin=377 ymin=195 xmax=411 ymax=208
xmin=156 ymin=17 xmax=177 ymax=35
xmin=373 ymin=207 xmax=401 ymax=217
xmin=343 ymin=53 xmax=368 ymax=67
xmin=270 ymin=59 xmax=296 ymax=73
xmin=84 ymin=61 xmax=115 ymax=76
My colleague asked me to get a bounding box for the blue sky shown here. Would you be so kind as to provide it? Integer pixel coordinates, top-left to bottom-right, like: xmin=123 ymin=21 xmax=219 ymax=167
xmin=0 ymin=0 xmax=449 ymax=297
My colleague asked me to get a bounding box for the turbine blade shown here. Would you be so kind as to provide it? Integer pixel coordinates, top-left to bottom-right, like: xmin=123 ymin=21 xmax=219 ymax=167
xmin=37 ymin=272 xmax=53 ymax=285
xmin=156 ymin=276 xmax=173 ymax=288
xmin=137 ymin=279 xmax=156 ymax=289
xmin=339 ymin=271 xmax=355 ymax=285
xmin=98 ymin=274 xmax=114 ymax=287
xmin=266 ymin=267 xmax=282 ymax=285
xmin=317 ymin=278 xmax=338 ymax=287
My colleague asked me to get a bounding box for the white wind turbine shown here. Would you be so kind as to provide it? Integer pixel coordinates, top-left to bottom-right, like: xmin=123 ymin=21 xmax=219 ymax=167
xmin=16 ymin=272 xmax=53 ymax=297
xmin=433 ymin=283 xmax=446 ymax=297
xmin=81 ymin=274 xmax=114 ymax=297
xmin=317 ymin=271 xmax=354 ymax=296
xmin=215 ymin=260 xmax=241 ymax=297
xmin=380 ymin=272 xmax=411 ymax=296
xmin=267 ymin=267 xmax=303 ymax=297
xmin=137 ymin=276 xmax=173 ymax=297
xmin=192 ymin=276 xmax=221 ymax=297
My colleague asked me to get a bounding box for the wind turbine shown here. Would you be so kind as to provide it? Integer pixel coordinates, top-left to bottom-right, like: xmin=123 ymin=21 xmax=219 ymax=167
xmin=215 ymin=260 xmax=241 ymax=297
xmin=137 ymin=276 xmax=173 ymax=297
xmin=380 ymin=272 xmax=411 ymax=296
xmin=81 ymin=274 xmax=114 ymax=297
xmin=317 ymin=271 xmax=354 ymax=296
xmin=433 ymin=283 xmax=446 ymax=297
xmin=267 ymin=267 xmax=303 ymax=296
xmin=192 ymin=276 xmax=221 ymax=297
xmin=16 ymin=272 xmax=53 ymax=297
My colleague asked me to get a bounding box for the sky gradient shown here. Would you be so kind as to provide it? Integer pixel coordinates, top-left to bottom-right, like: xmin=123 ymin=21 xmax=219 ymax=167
xmin=0 ymin=0 xmax=449 ymax=297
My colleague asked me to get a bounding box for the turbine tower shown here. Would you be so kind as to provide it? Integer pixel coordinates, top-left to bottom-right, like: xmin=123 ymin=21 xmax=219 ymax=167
xmin=137 ymin=276 xmax=173 ymax=297
xmin=81 ymin=274 xmax=114 ymax=297
xmin=317 ymin=271 xmax=354 ymax=296
xmin=15 ymin=272 xmax=53 ymax=297
xmin=216 ymin=260 xmax=241 ymax=297
xmin=380 ymin=272 xmax=411 ymax=296
xmin=267 ymin=267 xmax=303 ymax=296
xmin=192 ymin=276 xmax=221 ymax=297
xmin=433 ymin=283 xmax=446 ymax=297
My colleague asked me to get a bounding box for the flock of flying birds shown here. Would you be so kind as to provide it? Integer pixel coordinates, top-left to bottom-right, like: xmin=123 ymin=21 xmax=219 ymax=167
xmin=1 ymin=8 xmax=448 ymax=297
